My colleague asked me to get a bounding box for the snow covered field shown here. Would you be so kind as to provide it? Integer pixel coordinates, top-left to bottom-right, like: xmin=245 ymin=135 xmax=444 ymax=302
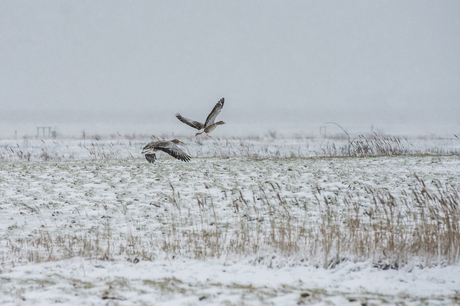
xmin=1 ymin=133 xmax=459 ymax=162
xmin=1 ymin=136 xmax=460 ymax=305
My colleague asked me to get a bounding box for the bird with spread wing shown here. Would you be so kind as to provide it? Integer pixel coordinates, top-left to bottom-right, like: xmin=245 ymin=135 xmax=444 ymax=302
xmin=175 ymin=98 xmax=225 ymax=136
xmin=141 ymin=139 xmax=191 ymax=164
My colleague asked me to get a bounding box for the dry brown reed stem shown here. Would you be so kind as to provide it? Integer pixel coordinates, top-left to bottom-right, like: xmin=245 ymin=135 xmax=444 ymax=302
xmin=348 ymin=134 xmax=411 ymax=156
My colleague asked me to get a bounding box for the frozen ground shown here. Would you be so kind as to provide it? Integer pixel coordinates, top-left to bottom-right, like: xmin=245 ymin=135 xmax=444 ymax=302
xmin=0 ymin=151 xmax=459 ymax=305
xmin=1 ymin=257 xmax=459 ymax=305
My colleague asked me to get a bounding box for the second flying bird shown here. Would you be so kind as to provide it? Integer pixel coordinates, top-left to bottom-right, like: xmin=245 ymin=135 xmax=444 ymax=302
xmin=176 ymin=98 xmax=225 ymax=136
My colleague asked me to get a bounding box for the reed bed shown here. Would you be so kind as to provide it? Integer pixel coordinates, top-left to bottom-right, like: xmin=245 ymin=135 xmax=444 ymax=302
xmin=2 ymin=157 xmax=459 ymax=270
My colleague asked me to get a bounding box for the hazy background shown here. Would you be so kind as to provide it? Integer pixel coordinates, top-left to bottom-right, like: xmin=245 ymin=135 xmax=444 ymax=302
xmin=1 ymin=1 xmax=459 ymax=138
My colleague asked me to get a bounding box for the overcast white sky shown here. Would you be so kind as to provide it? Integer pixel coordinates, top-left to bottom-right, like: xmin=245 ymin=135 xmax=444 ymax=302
xmin=1 ymin=1 xmax=459 ymax=137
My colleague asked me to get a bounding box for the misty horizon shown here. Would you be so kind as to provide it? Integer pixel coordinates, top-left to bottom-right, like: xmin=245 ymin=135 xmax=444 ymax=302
xmin=1 ymin=1 xmax=459 ymax=137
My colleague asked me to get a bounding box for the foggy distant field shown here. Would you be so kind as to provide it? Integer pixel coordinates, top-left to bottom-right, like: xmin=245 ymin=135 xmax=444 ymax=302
xmin=1 ymin=132 xmax=459 ymax=162
xmin=1 ymin=134 xmax=459 ymax=305
xmin=2 ymin=1 xmax=460 ymax=138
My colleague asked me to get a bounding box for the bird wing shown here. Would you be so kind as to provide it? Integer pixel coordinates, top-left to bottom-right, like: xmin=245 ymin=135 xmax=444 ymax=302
xmin=204 ymin=98 xmax=224 ymax=127
xmin=144 ymin=154 xmax=157 ymax=163
xmin=176 ymin=113 xmax=204 ymax=130
xmin=155 ymin=142 xmax=191 ymax=162
xmin=141 ymin=141 xmax=159 ymax=154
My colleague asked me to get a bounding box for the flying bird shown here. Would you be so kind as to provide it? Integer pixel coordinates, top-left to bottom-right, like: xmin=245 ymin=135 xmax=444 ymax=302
xmin=176 ymin=98 xmax=225 ymax=136
xmin=141 ymin=139 xmax=191 ymax=164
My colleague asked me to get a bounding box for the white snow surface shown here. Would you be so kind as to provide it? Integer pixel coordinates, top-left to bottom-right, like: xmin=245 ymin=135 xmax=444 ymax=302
xmin=1 ymin=136 xmax=460 ymax=305
xmin=1 ymin=257 xmax=459 ymax=305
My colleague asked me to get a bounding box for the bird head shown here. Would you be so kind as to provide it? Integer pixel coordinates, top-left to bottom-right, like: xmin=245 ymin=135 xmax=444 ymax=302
xmin=217 ymin=121 xmax=226 ymax=125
